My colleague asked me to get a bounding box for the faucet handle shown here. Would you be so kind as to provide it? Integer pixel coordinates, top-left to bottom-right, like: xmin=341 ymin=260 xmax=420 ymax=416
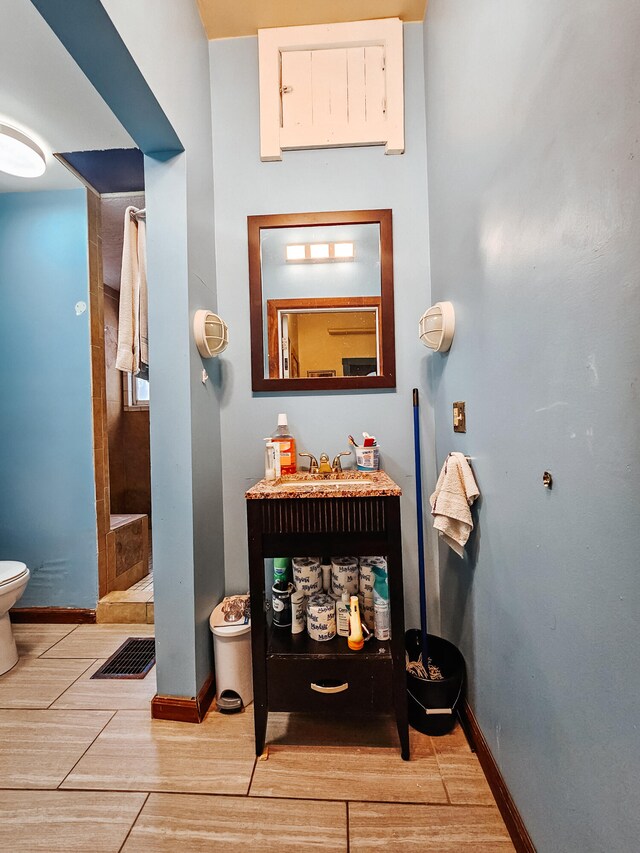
xmin=298 ymin=451 xmax=319 ymax=474
xmin=332 ymin=451 xmax=352 ymax=473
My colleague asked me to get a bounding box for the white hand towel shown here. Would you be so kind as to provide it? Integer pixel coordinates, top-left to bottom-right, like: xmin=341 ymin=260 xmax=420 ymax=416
xmin=115 ymin=206 xmax=148 ymax=374
xmin=430 ymin=452 xmax=480 ymax=557
xmin=137 ymin=217 xmax=148 ymax=369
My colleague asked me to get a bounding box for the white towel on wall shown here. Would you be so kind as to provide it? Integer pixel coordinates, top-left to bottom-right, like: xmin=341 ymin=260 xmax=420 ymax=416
xmin=430 ymin=452 xmax=480 ymax=557
xmin=115 ymin=206 xmax=147 ymax=374
xmin=137 ymin=217 xmax=148 ymax=368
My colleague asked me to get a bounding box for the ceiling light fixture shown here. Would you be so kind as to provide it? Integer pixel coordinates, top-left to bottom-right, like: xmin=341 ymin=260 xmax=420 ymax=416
xmin=0 ymin=124 xmax=47 ymax=178
xmin=286 ymin=244 xmax=306 ymax=261
xmin=285 ymin=241 xmax=355 ymax=263
xmin=334 ymin=242 xmax=354 ymax=259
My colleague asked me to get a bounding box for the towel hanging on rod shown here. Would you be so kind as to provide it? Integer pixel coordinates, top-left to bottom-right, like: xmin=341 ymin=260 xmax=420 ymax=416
xmin=116 ymin=206 xmax=148 ymax=375
xmin=432 ymin=453 xmax=480 ymax=557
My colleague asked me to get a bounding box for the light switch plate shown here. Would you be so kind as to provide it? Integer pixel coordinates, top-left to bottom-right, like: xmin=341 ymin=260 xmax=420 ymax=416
xmin=453 ymin=401 xmax=466 ymax=433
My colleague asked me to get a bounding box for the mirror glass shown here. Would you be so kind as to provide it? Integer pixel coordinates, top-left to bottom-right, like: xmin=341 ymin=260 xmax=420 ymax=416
xmin=248 ymin=210 xmax=395 ymax=391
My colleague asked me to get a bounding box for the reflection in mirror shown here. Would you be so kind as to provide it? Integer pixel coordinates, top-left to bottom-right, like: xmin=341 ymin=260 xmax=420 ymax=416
xmin=267 ymin=298 xmax=381 ymax=379
xmin=248 ymin=210 xmax=394 ymax=391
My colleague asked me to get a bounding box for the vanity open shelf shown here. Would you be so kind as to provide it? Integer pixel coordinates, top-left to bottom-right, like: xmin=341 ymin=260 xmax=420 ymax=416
xmin=246 ymin=472 xmax=409 ymax=759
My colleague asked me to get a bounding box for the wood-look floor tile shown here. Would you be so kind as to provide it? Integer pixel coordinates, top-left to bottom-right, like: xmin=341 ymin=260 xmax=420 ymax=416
xmin=0 ymin=710 xmax=113 ymax=788
xmin=0 ymin=658 xmax=94 ymax=709
xmin=122 ymin=793 xmax=347 ymax=852
xmin=62 ymin=709 xmax=256 ymax=794
xmin=349 ymin=803 xmax=515 ymax=852
xmin=430 ymin=724 xmax=496 ymax=805
xmin=12 ymin=624 xmax=77 ymax=657
xmin=43 ymin=624 xmax=154 ymax=658
xmin=50 ymin=661 xmax=156 ymax=710
xmin=435 ymin=752 xmax=496 ymax=805
xmin=266 ymin=711 xmax=400 ymax=748
xmin=250 ymin=743 xmax=447 ymax=803
xmin=430 ymin=723 xmax=473 ymax=757
xmin=0 ymin=790 xmax=147 ymax=852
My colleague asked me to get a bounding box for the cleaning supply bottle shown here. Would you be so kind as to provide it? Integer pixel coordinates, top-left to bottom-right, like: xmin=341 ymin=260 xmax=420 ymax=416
xmin=273 ymin=557 xmax=290 ymax=585
xmin=337 ymin=591 xmax=350 ymax=637
xmin=271 ymin=413 xmax=297 ymax=475
xmin=372 ymin=566 xmax=391 ymax=641
xmin=348 ymin=594 xmax=364 ymax=650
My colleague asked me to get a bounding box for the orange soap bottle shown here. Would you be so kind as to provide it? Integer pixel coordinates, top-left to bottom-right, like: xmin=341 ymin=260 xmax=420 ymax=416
xmin=272 ymin=413 xmax=297 ymax=475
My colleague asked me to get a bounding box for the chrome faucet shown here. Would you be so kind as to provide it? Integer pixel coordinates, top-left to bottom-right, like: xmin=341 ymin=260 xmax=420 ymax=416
xmin=298 ymin=452 xmax=319 ymax=474
xmin=331 ymin=451 xmax=352 ymax=472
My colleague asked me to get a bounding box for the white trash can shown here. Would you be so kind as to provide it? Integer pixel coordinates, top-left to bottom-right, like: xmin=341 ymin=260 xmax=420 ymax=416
xmin=209 ymin=600 xmax=253 ymax=712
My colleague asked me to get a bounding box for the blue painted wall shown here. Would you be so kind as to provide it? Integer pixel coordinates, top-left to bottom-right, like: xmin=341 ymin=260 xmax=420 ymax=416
xmin=0 ymin=190 xmax=97 ymax=608
xmin=423 ymin=2 xmax=640 ymax=850
xmin=100 ymin=0 xmax=224 ymax=697
xmin=210 ymin=25 xmax=439 ymax=633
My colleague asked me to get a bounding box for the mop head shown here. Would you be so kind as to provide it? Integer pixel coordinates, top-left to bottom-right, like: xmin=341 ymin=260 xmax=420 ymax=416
xmin=405 ymin=651 xmax=444 ymax=681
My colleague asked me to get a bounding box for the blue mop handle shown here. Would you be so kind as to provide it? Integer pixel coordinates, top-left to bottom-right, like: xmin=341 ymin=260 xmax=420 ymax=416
xmin=413 ymin=388 xmax=429 ymax=664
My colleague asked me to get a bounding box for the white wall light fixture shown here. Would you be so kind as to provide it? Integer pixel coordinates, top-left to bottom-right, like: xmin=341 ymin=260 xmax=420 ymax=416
xmin=0 ymin=124 xmax=46 ymax=178
xmin=285 ymin=241 xmax=355 ymax=263
xmin=193 ymin=309 xmax=229 ymax=358
xmin=419 ymin=301 xmax=455 ymax=352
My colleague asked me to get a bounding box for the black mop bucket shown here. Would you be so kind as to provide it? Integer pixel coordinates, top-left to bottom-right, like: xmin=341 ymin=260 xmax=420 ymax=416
xmin=406 ymin=629 xmax=465 ymax=736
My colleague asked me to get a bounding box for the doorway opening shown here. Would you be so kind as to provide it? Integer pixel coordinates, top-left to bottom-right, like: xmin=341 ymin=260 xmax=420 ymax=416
xmin=58 ymin=150 xmax=153 ymax=623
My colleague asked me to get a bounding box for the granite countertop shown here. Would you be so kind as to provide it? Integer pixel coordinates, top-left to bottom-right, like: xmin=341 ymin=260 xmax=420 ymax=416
xmin=245 ymin=470 xmax=402 ymax=499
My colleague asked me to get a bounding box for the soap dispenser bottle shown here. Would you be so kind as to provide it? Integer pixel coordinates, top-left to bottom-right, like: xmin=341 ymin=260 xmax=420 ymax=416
xmin=272 ymin=413 xmax=297 ymax=475
xmin=263 ymin=439 xmax=281 ymax=481
xmin=372 ymin=566 xmax=391 ymax=641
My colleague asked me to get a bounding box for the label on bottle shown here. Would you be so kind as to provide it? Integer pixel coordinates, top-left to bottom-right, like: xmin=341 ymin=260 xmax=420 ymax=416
xmin=274 ymin=438 xmax=296 ymax=473
xmin=337 ymin=601 xmax=350 ymax=636
xmin=374 ymin=602 xmax=391 ymax=640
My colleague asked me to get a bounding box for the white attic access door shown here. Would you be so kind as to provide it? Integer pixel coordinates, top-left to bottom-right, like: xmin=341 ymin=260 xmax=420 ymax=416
xmin=258 ymin=18 xmax=404 ymax=161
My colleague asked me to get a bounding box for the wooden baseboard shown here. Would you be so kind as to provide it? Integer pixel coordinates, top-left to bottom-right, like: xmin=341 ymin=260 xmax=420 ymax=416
xmin=459 ymin=701 xmax=536 ymax=853
xmin=151 ymin=672 xmax=216 ymax=723
xmin=10 ymin=607 xmax=96 ymax=624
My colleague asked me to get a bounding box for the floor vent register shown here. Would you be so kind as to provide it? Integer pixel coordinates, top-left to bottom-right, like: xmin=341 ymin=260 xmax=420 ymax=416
xmin=91 ymin=637 xmax=156 ymax=679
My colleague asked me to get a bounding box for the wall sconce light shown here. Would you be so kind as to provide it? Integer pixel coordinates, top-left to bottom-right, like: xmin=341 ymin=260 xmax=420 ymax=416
xmin=419 ymin=301 xmax=455 ymax=352
xmin=193 ymin=309 xmax=229 ymax=357
xmin=285 ymin=241 xmax=355 ymax=263
xmin=0 ymin=124 xmax=46 ymax=178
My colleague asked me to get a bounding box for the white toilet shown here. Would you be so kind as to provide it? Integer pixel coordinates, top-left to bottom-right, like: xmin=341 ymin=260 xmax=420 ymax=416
xmin=0 ymin=562 xmax=30 ymax=675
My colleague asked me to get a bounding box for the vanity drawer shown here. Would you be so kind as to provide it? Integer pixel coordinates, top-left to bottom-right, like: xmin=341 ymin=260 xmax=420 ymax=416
xmin=266 ymin=655 xmax=393 ymax=713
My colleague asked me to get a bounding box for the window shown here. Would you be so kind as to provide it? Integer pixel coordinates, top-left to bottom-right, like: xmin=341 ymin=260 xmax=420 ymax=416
xmin=123 ymin=372 xmax=149 ymax=410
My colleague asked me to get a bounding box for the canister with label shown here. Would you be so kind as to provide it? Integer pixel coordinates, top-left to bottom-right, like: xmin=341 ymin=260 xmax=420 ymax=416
xmin=272 ymin=581 xmax=294 ymax=628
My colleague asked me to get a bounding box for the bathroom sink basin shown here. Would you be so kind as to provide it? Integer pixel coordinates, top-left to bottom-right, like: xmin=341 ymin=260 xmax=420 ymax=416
xmin=283 ymin=472 xmax=374 ymax=483
xmin=272 ymin=472 xmax=375 ymax=490
xmin=271 ymin=478 xmax=373 ymax=491
xmin=245 ymin=469 xmax=402 ymax=499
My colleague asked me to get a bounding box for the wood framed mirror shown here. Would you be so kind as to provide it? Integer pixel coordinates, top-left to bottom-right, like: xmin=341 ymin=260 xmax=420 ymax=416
xmin=248 ymin=209 xmax=395 ymax=391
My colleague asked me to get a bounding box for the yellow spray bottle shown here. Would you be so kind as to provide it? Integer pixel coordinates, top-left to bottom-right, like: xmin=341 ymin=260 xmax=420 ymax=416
xmin=347 ymin=595 xmax=364 ymax=651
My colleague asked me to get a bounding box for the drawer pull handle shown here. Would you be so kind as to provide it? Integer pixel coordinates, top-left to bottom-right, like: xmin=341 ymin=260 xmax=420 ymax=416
xmin=310 ymin=681 xmax=349 ymax=694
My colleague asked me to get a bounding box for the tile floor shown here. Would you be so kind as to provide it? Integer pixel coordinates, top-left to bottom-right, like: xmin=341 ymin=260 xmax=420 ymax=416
xmin=96 ymin=571 xmax=154 ymax=624
xmin=1 ymin=623 xmax=515 ymax=852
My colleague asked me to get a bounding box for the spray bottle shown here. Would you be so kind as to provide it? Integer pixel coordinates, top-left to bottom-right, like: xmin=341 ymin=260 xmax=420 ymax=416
xmin=372 ymin=566 xmax=391 ymax=641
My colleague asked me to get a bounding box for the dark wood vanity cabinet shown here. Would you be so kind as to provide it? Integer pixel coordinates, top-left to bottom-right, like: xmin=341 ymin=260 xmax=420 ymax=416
xmin=246 ymin=491 xmax=410 ymax=760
